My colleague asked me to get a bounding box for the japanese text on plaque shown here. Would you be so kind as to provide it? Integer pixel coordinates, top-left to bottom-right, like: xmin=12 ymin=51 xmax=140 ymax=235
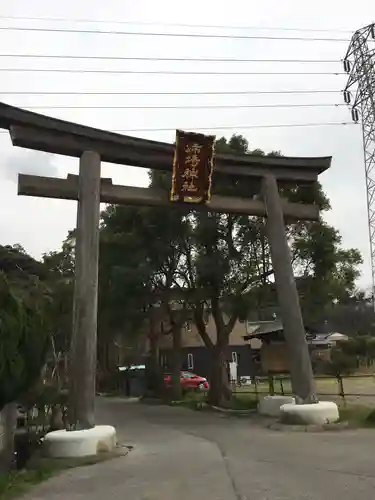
xmin=171 ymin=130 xmax=215 ymax=204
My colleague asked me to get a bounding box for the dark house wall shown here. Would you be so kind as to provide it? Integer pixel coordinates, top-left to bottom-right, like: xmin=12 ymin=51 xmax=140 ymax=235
xmin=160 ymin=345 xmax=256 ymax=379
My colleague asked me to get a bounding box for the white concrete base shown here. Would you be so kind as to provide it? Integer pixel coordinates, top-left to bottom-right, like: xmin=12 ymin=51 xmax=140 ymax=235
xmin=280 ymin=401 xmax=339 ymax=425
xmin=258 ymin=395 xmax=296 ymax=417
xmin=43 ymin=425 xmax=117 ymax=458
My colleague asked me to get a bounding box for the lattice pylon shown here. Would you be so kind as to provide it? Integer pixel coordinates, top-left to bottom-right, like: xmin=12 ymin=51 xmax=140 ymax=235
xmin=344 ymin=24 xmax=375 ymax=305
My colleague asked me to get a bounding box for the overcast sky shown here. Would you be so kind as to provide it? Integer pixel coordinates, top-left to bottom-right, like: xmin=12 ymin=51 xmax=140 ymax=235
xmin=0 ymin=0 xmax=373 ymax=289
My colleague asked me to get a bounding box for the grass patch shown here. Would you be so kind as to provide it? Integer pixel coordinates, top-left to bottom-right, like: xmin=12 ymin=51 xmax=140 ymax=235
xmin=231 ymin=394 xmax=258 ymax=411
xmin=339 ymin=405 xmax=375 ymax=428
xmin=232 ymin=374 xmax=375 ymax=402
xmin=0 ymin=447 xmax=128 ymax=499
xmin=100 ymin=390 xmax=126 ymax=398
xmin=170 ymin=391 xmax=259 ymax=413
xmin=0 ymin=466 xmax=56 ymax=500
xmin=169 ymin=391 xmax=207 ymax=410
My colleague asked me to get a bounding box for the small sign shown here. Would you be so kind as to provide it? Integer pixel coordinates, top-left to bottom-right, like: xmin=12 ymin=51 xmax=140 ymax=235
xmin=170 ymin=129 xmax=215 ymax=204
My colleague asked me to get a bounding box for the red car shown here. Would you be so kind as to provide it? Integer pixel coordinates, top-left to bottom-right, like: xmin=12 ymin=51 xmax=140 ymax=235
xmin=164 ymin=371 xmax=209 ymax=390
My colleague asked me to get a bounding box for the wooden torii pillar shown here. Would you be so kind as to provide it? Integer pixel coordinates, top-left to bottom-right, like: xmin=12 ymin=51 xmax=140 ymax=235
xmin=69 ymin=151 xmax=101 ymax=428
xmin=262 ymin=175 xmax=316 ymax=402
xmin=0 ymin=102 xmax=331 ymax=426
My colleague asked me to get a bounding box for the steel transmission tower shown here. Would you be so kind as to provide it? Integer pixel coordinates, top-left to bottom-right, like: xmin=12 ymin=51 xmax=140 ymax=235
xmin=343 ymin=24 xmax=375 ymax=304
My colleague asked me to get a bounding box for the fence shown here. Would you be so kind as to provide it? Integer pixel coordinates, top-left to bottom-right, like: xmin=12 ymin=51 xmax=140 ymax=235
xmin=231 ymin=373 xmax=375 ymax=406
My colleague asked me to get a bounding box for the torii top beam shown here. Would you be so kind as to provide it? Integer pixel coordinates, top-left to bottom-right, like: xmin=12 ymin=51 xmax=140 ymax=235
xmin=0 ymin=102 xmax=331 ymax=183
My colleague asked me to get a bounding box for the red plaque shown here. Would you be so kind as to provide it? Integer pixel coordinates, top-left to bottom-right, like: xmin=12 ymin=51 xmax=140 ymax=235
xmin=170 ymin=130 xmax=215 ymax=204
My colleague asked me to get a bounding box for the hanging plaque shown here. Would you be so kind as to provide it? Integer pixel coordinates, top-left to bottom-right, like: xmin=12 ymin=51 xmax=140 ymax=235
xmin=170 ymin=129 xmax=215 ymax=204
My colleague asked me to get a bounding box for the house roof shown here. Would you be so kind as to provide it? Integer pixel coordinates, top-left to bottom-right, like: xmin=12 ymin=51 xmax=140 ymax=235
xmin=325 ymin=333 xmax=348 ymax=342
xmin=244 ymin=320 xmax=347 ymax=343
xmin=244 ymin=319 xmax=284 ymax=339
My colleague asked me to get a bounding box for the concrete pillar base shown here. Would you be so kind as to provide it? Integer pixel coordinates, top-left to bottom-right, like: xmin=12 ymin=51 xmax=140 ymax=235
xmin=258 ymin=395 xmax=296 ymax=417
xmin=280 ymin=401 xmax=339 ymax=425
xmin=43 ymin=425 xmax=117 ymax=458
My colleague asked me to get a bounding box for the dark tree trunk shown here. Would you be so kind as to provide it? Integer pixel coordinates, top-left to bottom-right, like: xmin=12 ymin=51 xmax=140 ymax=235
xmin=207 ymin=345 xmax=232 ymax=408
xmin=145 ymin=331 xmax=164 ymax=398
xmin=170 ymin=326 xmax=182 ymax=401
xmin=193 ymin=301 xmax=234 ymax=408
xmin=0 ymin=404 xmax=17 ymax=471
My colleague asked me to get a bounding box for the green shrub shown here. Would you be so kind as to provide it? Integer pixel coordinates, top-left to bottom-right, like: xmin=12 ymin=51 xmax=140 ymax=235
xmin=322 ymin=347 xmax=357 ymax=376
xmin=0 ymin=272 xmax=50 ymax=411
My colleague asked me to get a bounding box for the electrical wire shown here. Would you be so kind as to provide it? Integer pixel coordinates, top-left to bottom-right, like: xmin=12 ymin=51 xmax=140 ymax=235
xmin=79 ymin=122 xmax=360 ymax=132
xmin=0 ymin=89 xmax=345 ymax=95
xmin=0 ymin=68 xmax=347 ymax=75
xmin=0 ymin=121 xmax=359 ymax=135
xmin=0 ymin=15 xmax=356 ymax=33
xmin=0 ymin=54 xmax=342 ymax=64
xmin=0 ymin=26 xmax=354 ymax=42
xmin=8 ymin=103 xmax=347 ymax=110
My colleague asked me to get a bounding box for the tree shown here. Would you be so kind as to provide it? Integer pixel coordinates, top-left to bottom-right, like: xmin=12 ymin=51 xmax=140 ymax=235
xmin=0 ymin=244 xmax=47 ymax=280
xmin=99 ymin=198 xmax=191 ymax=399
xmin=319 ymin=292 xmax=375 ymax=338
xmin=98 ymin=205 xmax=157 ymax=386
xmin=323 ymin=347 xmax=357 ymax=376
xmin=0 ymin=243 xmax=74 ymax=416
xmin=42 ymin=238 xmax=75 ymax=384
xmin=340 ymin=335 xmax=375 ymax=368
xmin=0 ymin=245 xmax=52 ymax=469
xmin=99 ymin=134 xmax=362 ymax=407
xmin=292 ymin=222 xmax=362 ymax=321
xmin=0 ymin=270 xmax=51 ymax=411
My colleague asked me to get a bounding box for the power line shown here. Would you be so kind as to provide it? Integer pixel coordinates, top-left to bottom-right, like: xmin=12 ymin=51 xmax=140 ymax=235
xmin=0 ymin=26 xmax=354 ymax=42
xmin=0 ymin=68 xmax=347 ymax=75
xmin=0 ymin=15 xmax=356 ymax=33
xmin=0 ymin=54 xmax=342 ymax=64
xmin=86 ymin=122 xmax=360 ymax=132
xmin=8 ymin=103 xmax=347 ymax=110
xmin=0 ymin=89 xmax=344 ymax=96
xmin=0 ymin=121 xmax=359 ymax=135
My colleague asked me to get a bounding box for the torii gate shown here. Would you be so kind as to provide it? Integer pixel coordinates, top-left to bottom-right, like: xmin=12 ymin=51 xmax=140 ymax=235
xmin=0 ymin=102 xmax=331 ymax=428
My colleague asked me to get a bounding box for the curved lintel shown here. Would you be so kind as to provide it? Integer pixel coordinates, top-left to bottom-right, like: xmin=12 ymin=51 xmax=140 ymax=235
xmin=0 ymin=102 xmax=331 ymax=181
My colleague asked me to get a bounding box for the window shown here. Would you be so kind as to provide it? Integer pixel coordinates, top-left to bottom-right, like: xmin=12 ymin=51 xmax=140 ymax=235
xmin=160 ymin=354 xmax=167 ymax=367
xmin=232 ymin=352 xmax=238 ymax=364
xmin=187 ymin=353 xmax=194 ymax=370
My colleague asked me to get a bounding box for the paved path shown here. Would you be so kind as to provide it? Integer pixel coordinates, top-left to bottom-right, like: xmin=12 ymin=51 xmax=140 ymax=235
xmin=25 ymin=398 xmax=375 ymax=500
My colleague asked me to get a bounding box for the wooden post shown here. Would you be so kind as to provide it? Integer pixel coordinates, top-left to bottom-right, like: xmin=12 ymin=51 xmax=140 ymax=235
xmin=262 ymin=174 xmax=317 ymax=403
xmin=0 ymin=404 xmax=17 ymax=470
xmin=69 ymin=151 xmax=101 ymax=429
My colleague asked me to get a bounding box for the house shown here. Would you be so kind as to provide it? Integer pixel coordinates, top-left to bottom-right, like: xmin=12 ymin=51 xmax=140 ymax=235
xmin=158 ymin=315 xmax=256 ymax=379
xmin=139 ymin=296 xmax=349 ymax=379
xmin=157 ymin=309 xmax=349 ymax=379
xmin=244 ymin=319 xmax=348 ymax=373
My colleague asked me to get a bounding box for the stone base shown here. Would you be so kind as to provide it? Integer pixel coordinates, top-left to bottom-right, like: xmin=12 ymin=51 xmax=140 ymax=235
xmin=280 ymin=401 xmax=339 ymax=425
xmin=43 ymin=425 xmax=117 ymax=458
xmin=258 ymin=395 xmax=295 ymax=417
